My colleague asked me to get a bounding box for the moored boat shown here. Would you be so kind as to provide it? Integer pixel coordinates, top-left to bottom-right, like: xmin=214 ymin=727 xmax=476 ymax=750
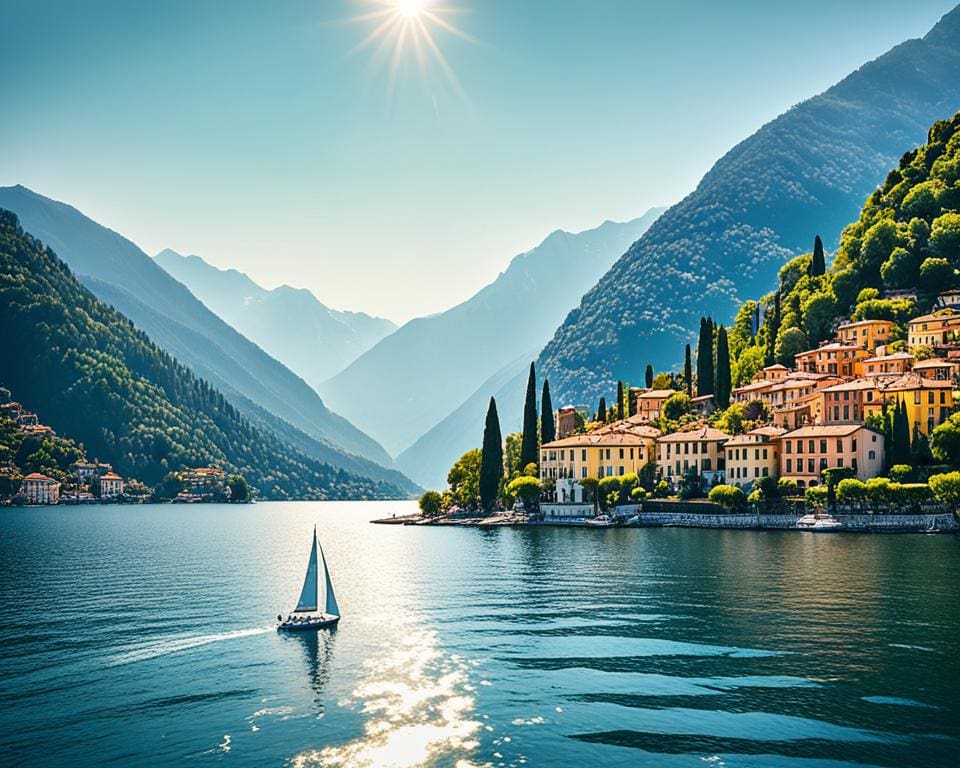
xmin=278 ymin=525 xmax=340 ymax=631
xmin=795 ymin=513 xmax=844 ymax=532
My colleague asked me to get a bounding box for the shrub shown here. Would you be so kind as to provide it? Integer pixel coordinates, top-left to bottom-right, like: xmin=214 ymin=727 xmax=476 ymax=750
xmin=888 ymin=464 xmax=913 ymax=483
xmin=708 ymin=484 xmax=747 ymax=511
xmin=506 ymin=475 xmax=542 ymax=511
xmin=598 ymin=476 xmax=623 ymax=510
xmin=652 ymin=480 xmax=670 ymax=498
xmin=631 ymin=486 xmax=649 ymax=501
xmin=805 ymin=486 xmax=828 ymax=506
xmin=662 ymin=392 xmax=691 ymax=420
xmin=777 ymin=478 xmax=800 ymax=497
xmin=836 ymin=478 xmax=868 ymax=505
xmin=419 ymin=490 xmax=443 ymax=517
xmin=929 ymin=471 xmax=960 ymax=508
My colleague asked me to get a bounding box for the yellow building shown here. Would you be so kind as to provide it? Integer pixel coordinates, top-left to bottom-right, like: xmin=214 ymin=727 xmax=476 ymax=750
xmin=836 ymin=319 xmax=894 ymax=351
xmin=656 ymin=425 xmax=730 ymax=486
xmin=908 ymin=309 xmax=960 ymax=349
xmin=723 ymin=426 xmax=785 ymax=489
xmin=864 ymin=374 xmax=954 ymax=436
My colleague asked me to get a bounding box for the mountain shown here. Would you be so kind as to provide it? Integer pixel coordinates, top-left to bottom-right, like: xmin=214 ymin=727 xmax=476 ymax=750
xmin=321 ymin=209 xmax=665 ymax=456
xmin=396 ymin=355 xmax=531 ymax=489
xmin=154 ymin=249 xmax=396 ymax=387
xmin=0 ymin=185 xmax=418 ymax=494
xmin=0 ymin=210 xmax=409 ymax=499
xmin=537 ymin=5 xmax=960 ymax=405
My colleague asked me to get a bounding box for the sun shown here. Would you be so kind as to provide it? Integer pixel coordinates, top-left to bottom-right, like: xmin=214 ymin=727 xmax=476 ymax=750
xmin=342 ymin=0 xmax=476 ymax=104
xmin=395 ymin=0 xmax=427 ymax=19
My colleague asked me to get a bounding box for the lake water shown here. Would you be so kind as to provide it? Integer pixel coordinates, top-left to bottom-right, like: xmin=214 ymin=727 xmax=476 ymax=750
xmin=1 ymin=502 xmax=958 ymax=767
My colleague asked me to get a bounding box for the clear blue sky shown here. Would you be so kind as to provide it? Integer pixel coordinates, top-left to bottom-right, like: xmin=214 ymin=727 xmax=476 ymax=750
xmin=1 ymin=0 xmax=956 ymax=322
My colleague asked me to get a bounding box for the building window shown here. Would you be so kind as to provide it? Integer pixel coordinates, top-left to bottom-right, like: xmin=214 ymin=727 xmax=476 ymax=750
xmin=786 ymin=459 xmax=792 ymax=472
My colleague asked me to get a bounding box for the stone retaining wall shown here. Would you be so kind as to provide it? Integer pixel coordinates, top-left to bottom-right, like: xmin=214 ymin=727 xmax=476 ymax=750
xmin=633 ymin=509 xmax=958 ymax=532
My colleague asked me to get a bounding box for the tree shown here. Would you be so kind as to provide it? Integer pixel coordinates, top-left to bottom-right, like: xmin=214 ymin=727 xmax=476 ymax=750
xmin=892 ymin=399 xmax=911 ymax=466
xmin=775 ymin=327 xmax=808 ymax=367
xmin=930 ymin=212 xmax=960 ymax=260
xmin=919 ymin=257 xmax=956 ymax=292
xmin=708 ymin=484 xmax=747 ymax=511
xmin=506 ymin=475 xmax=541 ymax=512
xmin=777 ymin=478 xmax=800 ymax=497
xmin=764 ymin=292 xmax=782 ymax=366
xmin=540 ymin=380 xmax=555 ymax=445
xmin=802 ymin=293 xmax=837 ymax=345
xmin=598 ymin=476 xmax=623 ymax=511
xmin=447 ymin=449 xmax=482 ymax=509
xmin=227 ymin=474 xmax=249 ymax=503
xmin=714 ymin=325 xmax=731 ymax=408
xmin=479 ymin=397 xmax=504 ymax=512
xmin=678 ymin=466 xmax=704 ymax=499
xmin=931 ymin=413 xmax=960 ymax=465
xmin=645 ymin=364 xmax=654 ymax=388
xmin=597 ymin=396 xmax=607 ymax=423
xmin=836 ymin=478 xmax=868 ymax=506
xmin=579 ymin=477 xmax=599 ymax=514
xmin=504 ymin=432 xmax=522 ymax=476
xmin=662 ymin=392 xmax=691 ymax=420
xmin=684 ymin=344 xmax=693 ymax=396
xmin=929 ymin=471 xmax=960 ymax=509
xmin=697 ymin=317 xmax=714 ymax=397
xmin=419 ymin=490 xmax=442 ymax=517
xmin=520 ymin=362 xmax=538 ymax=471
xmin=809 ymin=235 xmax=826 ymax=276
xmin=651 ymin=372 xmax=674 ymax=389
xmin=616 ymin=381 xmax=625 ymax=421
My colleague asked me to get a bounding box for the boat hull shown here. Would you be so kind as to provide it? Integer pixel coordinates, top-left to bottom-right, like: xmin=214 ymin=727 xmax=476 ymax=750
xmin=277 ymin=615 xmax=340 ymax=632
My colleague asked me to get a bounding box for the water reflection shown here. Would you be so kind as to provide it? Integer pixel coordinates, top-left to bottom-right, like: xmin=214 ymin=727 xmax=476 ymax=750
xmin=282 ymin=629 xmax=338 ymax=714
xmin=290 ymin=629 xmax=481 ymax=768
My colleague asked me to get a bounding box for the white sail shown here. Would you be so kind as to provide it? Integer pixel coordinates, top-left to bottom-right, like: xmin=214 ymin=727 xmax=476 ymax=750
xmin=294 ymin=528 xmax=319 ymax=612
xmin=320 ymin=545 xmax=340 ymax=618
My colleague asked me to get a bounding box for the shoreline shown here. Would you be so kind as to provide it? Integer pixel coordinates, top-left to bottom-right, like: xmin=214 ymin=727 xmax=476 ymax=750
xmin=373 ymin=510 xmax=959 ymax=533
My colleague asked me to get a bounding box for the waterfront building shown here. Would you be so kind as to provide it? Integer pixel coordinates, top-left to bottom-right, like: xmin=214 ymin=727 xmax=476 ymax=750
xmin=907 ymin=308 xmax=960 ymax=349
xmin=656 ymin=425 xmax=730 ymax=486
xmin=795 ymin=342 xmax=869 ymax=379
xmin=182 ymin=467 xmax=227 ymax=498
xmin=22 ymin=473 xmax=61 ymax=505
xmin=836 ymin=319 xmax=894 ymax=351
xmin=723 ymin=426 xmax=785 ymax=490
xmin=75 ymin=461 xmax=114 ymax=486
xmin=779 ymin=424 xmax=884 ymax=488
xmin=98 ymin=472 xmax=124 ymax=498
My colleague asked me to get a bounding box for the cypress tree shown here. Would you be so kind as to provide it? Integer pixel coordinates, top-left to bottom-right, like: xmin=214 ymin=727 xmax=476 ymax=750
xmin=809 ymin=235 xmax=826 ymax=276
xmin=684 ymin=344 xmax=693 ymax=397
xmin=519 ymin=362 xmax=538 ymax=471
xmin=645 ymin=364 xmax=654 ymax=388
xmin=479 ymin=397 xmax=503 ymax=512
xmin=541 ymin=379 xmax=555 ymax=445
xmin=892 ymin=399 xmax=911 ymax=466
xmin=715 ymin=325 xmax=731 ymax=409
xmin=616 ymin=381 xmax=625 ymax=420
xmin=765 ymin=292 xmax=781 ymax=367
xmin=697 ymin=317 xmax=714 ymax=397
xmin=597 ymin=396 xmax=607 ymax=423
xmin=628 ymin=389 xmax=637 ymax=417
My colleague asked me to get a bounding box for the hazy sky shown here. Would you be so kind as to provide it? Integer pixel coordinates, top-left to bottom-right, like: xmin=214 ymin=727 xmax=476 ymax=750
xmin=1 ymin=0 xmax=956 ymax=322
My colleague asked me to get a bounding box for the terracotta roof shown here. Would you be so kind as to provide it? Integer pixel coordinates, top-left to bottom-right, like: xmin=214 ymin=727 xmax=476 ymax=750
xmin=543 ymin=432 xmax=655 ymax=448
xmin=99 ymin=472 xmax=122 ymax=480
xmin=876 ymin=373 xmax=953 ymax=391
xmin=762 ymin=364 xmax=789 ymax=371
xmin=822 ymin=379 xmax=878 ymax=392
xmin=658 ymin=425 xmax=731 ymax=443
xmin=909 ymin=309 xmax=960 ymax=324
xmin=733 ymin=380 xmax=774 ymax=393
xmin=837 ymin=319 xmax=893 ymax=329
xmin=636 ymin=389 xmax=677 ymax=399
xmin=863 ymin=351 xmax=914 ymax=363
xmin=784 ymin=423 xmax=882 ymax=438
xmin=724 ymin=427 xmax=785 ymax=446
xmin=912 ymin=358 xmax=954 ymax=369
xmin=23 ymin=472 xmax=56 ymax=482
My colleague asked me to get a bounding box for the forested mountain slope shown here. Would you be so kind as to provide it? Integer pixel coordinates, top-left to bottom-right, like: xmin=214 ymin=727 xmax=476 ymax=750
xmin=538 ymin=5 xmax=960 ymax=404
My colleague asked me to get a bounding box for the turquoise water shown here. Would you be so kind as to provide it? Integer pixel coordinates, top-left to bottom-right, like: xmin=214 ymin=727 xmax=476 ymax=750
xmin=1 ymin=502 xmax=958 ymax=767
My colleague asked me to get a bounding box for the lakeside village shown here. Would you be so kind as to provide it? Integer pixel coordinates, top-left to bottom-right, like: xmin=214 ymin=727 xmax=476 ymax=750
xmin=409 ymin=290 xmax=960 ymax=532
xmin=0 ymin=390 xmax=249 ymax=506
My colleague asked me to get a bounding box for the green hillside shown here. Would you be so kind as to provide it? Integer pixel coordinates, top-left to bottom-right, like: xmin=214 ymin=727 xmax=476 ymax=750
xmin=0 ymin=210 xmax=409 ymax=500
xmin=730 ymin=112 xmax=960 ymax=380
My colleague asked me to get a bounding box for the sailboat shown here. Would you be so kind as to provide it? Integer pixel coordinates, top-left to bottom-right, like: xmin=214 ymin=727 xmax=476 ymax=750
xmin=277 ymin=525 xmax=340 ymax=631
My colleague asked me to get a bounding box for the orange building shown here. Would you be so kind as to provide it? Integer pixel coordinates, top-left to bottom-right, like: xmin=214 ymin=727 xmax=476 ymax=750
xmin=779 ymin=424 xmax=884 ymax=489
xmin=862 ymin=350 xmax=914 ymax=377
xmin=795 ymin=343 xmax=869 ymax=378
xmin=836 ymin=319 xmax=894 ymax=351
xmin=820 ymin=379 xmax=878 ymax=424
xmin=634 ymin=389 xmax=677 ymax=421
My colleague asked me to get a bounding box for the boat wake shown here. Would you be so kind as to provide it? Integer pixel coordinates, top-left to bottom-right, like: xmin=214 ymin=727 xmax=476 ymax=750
xmin=107 ymin=626 xmax=274 ymax=666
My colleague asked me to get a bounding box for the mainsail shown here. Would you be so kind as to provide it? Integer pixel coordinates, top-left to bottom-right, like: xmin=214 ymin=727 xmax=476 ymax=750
xmin=294 ymin=526 xmax=340 ymax=618
xmin=295 ymin=528 xmax=319 ymax=612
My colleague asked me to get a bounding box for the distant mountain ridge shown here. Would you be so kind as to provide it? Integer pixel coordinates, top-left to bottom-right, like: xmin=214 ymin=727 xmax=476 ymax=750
xmin=537 ymin=5 xmax=960 ymax=406
xmin=321 ymin=209 xmax=665 ymax=456
xmin=0 ymin=185 xmax=418 ymax=494
xmin=0 ymin=209 xmax=409 ymax=499
xmin=154 ymin=249 xmax=396 ymax=388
